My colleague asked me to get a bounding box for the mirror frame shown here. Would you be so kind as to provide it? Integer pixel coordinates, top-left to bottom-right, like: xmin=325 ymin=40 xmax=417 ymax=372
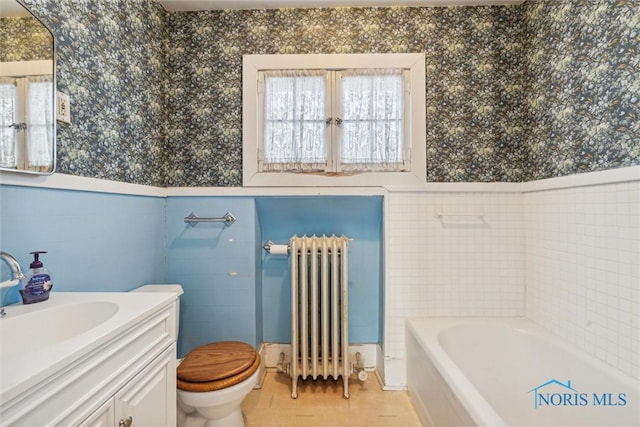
xmin=0 ymin=0 xmax=56 ymax=175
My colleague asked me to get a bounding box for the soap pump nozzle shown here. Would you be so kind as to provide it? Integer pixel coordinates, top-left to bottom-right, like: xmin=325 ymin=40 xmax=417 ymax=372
xmin=29 ymin=251 xmax=47 ymax=269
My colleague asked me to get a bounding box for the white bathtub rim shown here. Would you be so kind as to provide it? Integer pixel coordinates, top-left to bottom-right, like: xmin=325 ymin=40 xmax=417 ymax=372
xmin=406 ymin=316 xmax=640 ymax=427
xmin=406 ymin=317 xmax=508 ymax=427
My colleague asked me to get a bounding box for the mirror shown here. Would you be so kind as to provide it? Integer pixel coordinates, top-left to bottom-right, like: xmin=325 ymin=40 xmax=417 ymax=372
xmin=0 ymin=0 xmax=55 ymax=174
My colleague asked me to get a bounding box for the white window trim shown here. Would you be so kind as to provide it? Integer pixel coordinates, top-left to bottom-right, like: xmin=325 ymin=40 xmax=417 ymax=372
xmin=0 ymin=61 xmax=53 ymax=78
xmin=243 ymin=53 xmax=426 ymax=187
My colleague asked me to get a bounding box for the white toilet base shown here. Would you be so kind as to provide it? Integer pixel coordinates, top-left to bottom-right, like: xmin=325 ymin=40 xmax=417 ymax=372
xmin=177 ymin=367 xmax=259 ymax=427
xmin=178 ymin=412 xmax=205 ymax=427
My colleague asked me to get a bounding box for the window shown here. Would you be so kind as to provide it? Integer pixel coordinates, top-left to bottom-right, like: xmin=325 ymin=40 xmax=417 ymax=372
xmin=261 ymin=70 xmax=329 ymax=171
xmin=243 ymin=54 xmax=425 ymax=187
xmin=0 ymin=72 xmax=54 ymax=172
xmin=337 ymin=69 xmax=406 ymax=171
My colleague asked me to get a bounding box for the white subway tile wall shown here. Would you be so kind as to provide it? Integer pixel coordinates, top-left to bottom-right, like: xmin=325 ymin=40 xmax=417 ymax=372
xmin=524 ymin=181 xmax=640 ymax=379
xmin=387 ymin=191 xmax=526 ymax=360
xmin=386 ymin=178 xmax=639 ymax=382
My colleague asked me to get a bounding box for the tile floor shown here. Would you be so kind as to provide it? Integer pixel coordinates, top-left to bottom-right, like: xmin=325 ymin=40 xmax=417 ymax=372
xmin=242 ymin=371 xmax=423 ymax=427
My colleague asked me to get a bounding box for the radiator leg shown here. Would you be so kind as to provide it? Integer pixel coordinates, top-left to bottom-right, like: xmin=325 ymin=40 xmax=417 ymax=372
xmin=292 ymin=376 xmax=298 ymax=399
xmin=343 ymin=375 xmax=349 ymax=399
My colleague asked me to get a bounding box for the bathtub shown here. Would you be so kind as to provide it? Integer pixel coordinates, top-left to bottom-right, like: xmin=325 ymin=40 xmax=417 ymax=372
xmin=406 ymin=317 xmax=639 ymax=427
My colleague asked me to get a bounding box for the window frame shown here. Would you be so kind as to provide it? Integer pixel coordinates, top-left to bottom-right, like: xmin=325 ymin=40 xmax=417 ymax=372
xmin=243 ymin=53 xmax=426 ymax=187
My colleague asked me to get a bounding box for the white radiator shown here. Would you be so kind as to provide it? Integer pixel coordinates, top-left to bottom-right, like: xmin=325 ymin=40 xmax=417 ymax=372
xmin=289 ymin=234 xmax=350 ymax=399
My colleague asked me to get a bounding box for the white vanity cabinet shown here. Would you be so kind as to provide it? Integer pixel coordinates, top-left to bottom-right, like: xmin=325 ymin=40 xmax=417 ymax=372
xmin=78 ymin=399 xmax=115 ymax=427
xmin=0 ymin=293 xmax=178 ymax=427
xmin=79 ymin=344 xmax=176 ymax=427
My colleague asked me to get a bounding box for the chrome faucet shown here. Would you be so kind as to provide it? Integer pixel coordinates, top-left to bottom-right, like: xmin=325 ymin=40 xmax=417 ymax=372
xmin=0 ymin=251 xmax=26 ymax=317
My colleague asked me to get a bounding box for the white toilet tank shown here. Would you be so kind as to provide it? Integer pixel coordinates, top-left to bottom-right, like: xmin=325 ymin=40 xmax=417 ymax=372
xmin=131 ymin=284 xmax=184 ymax=335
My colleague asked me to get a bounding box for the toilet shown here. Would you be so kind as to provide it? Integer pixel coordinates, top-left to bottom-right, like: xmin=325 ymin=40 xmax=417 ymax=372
xmin=133 ymin=284 xmax=260 ymax=427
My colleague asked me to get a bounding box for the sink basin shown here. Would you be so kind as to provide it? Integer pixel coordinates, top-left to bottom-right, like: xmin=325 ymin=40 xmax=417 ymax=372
xmin=0 ymin=301 xmax=119 ymax=357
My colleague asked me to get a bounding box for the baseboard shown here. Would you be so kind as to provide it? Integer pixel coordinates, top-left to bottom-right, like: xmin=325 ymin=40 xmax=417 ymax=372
xmin=381 ymin=357 xmax=408 ymax=390
xmin=255 ymin=343 xmax=269 ymax=389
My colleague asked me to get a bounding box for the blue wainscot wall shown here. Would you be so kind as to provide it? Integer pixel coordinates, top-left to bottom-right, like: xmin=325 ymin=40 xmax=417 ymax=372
xmin=165 ymin=197 xmax=260 ymax=357
xmin=1 ymin=184 xmax=384 ymax=359
xmin=0 ymin=185 xmax=166 ymax=306
xmin=166 ymin=195 xmax=383 ymax=357
xmin=256 ymin=197 xmax=383 ymax=346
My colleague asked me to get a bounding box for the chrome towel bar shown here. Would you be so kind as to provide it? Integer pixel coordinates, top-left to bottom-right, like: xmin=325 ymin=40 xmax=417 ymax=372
xmin=184 ymin=212 xmax=236 ymax=227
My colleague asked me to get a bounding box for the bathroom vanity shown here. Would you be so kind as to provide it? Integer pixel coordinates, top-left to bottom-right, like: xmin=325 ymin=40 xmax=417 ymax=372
xmin=0 ymin=292 xmax=179 ymax=427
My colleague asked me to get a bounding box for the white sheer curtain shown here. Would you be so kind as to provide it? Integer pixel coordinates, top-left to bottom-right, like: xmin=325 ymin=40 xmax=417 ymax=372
xmin=262 ymin=70 xmax=328 ymax=171
xmin=0 ymin=78 xmax=18 ymax=168
xmin=262 ymin=68 xmax=406 ymax=173
xmin=25 ymin=75 xmax=54 ymax=169
xmin=338 ymin=69 xmax=405 ymax=171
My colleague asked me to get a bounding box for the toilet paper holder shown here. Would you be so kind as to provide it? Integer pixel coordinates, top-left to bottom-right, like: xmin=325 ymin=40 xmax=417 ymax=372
xmin=263 ymin=240 xmax=290 ymax=254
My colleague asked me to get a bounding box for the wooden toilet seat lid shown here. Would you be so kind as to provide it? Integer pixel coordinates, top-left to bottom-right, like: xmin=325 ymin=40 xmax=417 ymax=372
xmin=177 ymin=341 xmax=257 ymax=384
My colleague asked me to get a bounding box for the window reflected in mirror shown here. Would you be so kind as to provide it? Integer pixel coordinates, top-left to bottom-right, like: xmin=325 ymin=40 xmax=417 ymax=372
xmin=0 ymin=0 xmax=56 ymax=174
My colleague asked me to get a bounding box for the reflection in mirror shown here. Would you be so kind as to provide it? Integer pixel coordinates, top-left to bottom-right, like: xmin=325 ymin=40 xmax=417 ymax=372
xmin=0 ymin=0 xmax=55 ymax=174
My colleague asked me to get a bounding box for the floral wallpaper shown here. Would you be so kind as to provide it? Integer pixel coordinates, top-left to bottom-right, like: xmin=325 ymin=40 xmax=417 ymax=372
xmin=0 ymin=16 xmax=53 ymax=62
xmin=21 ymin=0 xmax=169 ymax=186
xmin=165 ymin=6 xmax=526 ymax=185
xmin=522 ymin=0 xmax=640 ymax=180
xmin=13 ymin=0 xmax=639 ymax=186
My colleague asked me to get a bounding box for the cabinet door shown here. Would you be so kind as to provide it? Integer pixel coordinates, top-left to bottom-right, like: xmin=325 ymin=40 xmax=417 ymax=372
xmin=77 ymin=399 xmax=115 ymax=427
xmin=114 ymin=344 xmax=177 ymax=427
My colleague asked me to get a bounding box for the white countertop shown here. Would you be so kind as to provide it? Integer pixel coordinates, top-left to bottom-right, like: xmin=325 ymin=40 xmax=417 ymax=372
xmin=0 ymin=291 xmax=177 ymax=404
